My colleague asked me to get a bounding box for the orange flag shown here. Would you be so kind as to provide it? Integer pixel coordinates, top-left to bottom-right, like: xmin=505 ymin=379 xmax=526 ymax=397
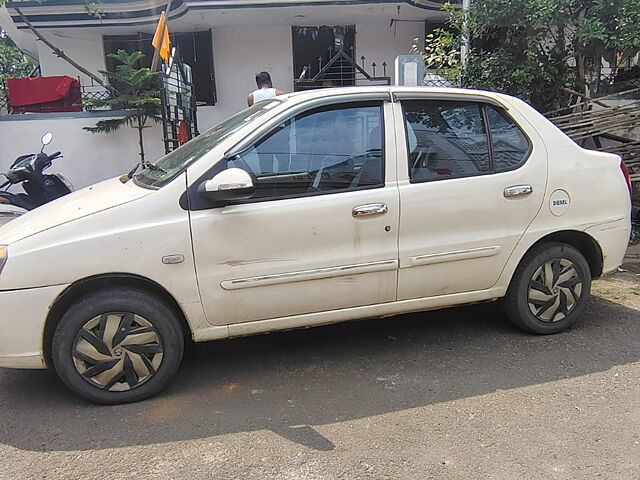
xmin=152 ymin=11 xmax=171 ymax=63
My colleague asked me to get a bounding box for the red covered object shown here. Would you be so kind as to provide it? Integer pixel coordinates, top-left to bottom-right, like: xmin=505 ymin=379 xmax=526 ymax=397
xmin=6 ymin=76 xmax=82 ymax=114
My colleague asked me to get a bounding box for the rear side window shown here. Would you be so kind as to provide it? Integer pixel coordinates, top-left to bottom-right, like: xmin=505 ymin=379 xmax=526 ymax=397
xmin=485 ymin=105 xmax=530 ymax=171
xmin=402 ymin=100 xmax=531 ymax=182
xmin=403 ymin=100 xmax=491 ymax=181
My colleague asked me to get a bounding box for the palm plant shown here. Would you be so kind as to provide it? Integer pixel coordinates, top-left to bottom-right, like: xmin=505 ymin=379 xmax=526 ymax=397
xmin=84 ymin=50 xmax=161 ymax=164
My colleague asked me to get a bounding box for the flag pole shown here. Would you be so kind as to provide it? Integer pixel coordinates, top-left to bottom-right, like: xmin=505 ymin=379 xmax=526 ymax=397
xmin=150 ymin=12 xmax=165 ymax=72
xmin=151 ymin=0 xmax=173 ymax=72
xmin=151 ymin=46 xmax=161 ymax=72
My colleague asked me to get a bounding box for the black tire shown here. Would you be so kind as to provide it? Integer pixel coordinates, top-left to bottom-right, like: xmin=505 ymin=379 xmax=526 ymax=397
xmin=52 ymin=288 xmax=184 ymax=404
xmin=504 ymin=242 xmax=591 ymax=335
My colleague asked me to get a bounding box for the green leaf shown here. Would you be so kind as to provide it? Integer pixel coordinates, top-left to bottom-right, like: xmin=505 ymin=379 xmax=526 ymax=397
xmin=83 ymin=48 xmax=162 ymax=164
xmin=435 ymin=0 xmax=640 ymax=112
xmin=83 ymin=116 xmax=133 ymax=134
xmin=0 ymin=28 xmax=33 ymax=84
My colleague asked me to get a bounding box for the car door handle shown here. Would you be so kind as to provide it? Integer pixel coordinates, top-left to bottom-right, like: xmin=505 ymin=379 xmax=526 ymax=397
xmin=352 ymin=203 xmax=388 ymax=217
xmin=504 ymin=185 xmax=533 ymax=198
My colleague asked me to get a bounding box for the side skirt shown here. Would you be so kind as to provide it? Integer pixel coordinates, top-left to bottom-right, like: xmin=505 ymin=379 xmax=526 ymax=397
xmin=192 ymin=287 xmax=505 ymax=343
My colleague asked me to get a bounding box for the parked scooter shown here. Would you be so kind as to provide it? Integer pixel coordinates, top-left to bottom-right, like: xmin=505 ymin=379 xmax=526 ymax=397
xmin=0 ymin=132 xmax=73 ymax=227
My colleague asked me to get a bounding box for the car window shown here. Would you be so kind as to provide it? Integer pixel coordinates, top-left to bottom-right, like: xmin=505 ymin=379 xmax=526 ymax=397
xmin=227 ymin=102 xmax=384 ymax=199
xmin=133 ymin=100 xmax=281 ymax=189
xmin=485 ymin=106 xmax=531 ymax=171
xmin=403 ymin=100 xmax=491 ymax=182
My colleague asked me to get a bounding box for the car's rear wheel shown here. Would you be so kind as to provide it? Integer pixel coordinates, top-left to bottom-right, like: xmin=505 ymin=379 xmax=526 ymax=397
xmin=52 ymin=288 xmax=184 ymax=404
xmin=504 ymin=242 xmax=591 ymax=334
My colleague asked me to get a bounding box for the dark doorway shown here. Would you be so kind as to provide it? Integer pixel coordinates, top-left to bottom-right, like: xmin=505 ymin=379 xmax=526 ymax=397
xmin=174 ymin=30 xmax=217 ymax=106
xmin=292 ymin=26 xmax=356 ymax=90
xmin=103 ymin=30 xmax=217 ymax=106
xmin=103 ymin=33 xmax=154 ymax=71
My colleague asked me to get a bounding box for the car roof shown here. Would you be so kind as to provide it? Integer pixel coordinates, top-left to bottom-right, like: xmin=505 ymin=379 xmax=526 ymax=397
xmin=278 ymin=85 xmax=509 ymax=104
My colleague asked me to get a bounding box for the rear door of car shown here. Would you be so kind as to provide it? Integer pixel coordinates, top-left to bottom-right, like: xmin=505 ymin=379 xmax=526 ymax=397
xmin=393 ymin=92 xmax=547 ymax=300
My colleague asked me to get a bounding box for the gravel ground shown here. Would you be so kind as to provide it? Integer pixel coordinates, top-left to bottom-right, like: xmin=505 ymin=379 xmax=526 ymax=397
xmin=0 ymin=251 xmax=639 ymax=479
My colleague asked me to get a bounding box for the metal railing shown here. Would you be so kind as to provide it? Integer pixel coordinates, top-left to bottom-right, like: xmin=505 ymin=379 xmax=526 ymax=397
xmin=161 ymin=58 xmax=199 ymax=154
xmin=0 ymin=88 xmax=8 ymax=115
xmin=0 ymin=79 xmax=110 ymax=114
xmin=423 ymin=70 xmax=461 ymax=88
xmin=80 ymin=83 xmax=110 ymax=103
xmin=295 ymin=50 xmax=391 ymax=91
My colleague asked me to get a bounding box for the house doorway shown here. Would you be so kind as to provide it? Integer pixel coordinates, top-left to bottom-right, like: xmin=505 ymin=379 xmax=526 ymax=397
xmin=292 ymin=26 xmax=356 ymax=90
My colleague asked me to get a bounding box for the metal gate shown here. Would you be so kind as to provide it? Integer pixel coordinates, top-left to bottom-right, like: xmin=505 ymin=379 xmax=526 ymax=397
xmin=160 ymin=53 xmax=199 ymax=154
xmin=295 ymin=46 xmax=391 ymax=91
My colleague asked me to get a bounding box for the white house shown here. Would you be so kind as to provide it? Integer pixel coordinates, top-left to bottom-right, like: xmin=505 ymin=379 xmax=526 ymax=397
xmin=0 ymin=0 xmax=450 ymax=187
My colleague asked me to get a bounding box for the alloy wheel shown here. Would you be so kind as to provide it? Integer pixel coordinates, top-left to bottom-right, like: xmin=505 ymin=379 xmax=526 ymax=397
xmin=527 ymin=258 xmax=584 ymax=323
xmin=71 ymin=313 xmax=164 ymax=392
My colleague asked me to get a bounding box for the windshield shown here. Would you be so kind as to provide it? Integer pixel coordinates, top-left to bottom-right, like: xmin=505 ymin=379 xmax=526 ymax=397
xmin=133 ymin=100 xmax=282 ymax=188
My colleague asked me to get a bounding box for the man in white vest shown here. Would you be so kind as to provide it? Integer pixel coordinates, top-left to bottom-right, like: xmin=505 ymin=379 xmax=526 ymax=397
xmin=247 ymin=71 xmax=284 ymax=107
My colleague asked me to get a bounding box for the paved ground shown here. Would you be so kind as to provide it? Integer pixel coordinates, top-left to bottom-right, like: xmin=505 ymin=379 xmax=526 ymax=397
xmin=1 ymin=252 xmax=639 ymax=479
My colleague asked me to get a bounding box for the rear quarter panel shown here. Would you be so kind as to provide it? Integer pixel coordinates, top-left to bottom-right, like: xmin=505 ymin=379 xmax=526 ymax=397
xmin=495 ymin=95 xmax=631 ymax=287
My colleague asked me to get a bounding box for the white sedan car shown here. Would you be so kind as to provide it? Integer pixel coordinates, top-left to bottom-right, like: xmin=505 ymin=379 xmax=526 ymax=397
xmin=0 ymin=87 xmax=631 ymax=404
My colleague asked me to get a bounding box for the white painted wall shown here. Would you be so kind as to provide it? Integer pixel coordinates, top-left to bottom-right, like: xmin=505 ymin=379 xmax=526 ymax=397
xmin=37 ymin=31 xmax=106 ymax=88
xmin=0 ymin=114 xmax=165 ymax=191
xmin=197 ymin=21 xmax=423 ymax=129
xmin=357 ymin=21 xmax=424 ymax=85
xmin=29 ymin=21 xmax=422 ymax=132
xmin=4 ymin=19 xmax=423 ymax=187
xmin=199 ymin=25 xmax=294 ymax=131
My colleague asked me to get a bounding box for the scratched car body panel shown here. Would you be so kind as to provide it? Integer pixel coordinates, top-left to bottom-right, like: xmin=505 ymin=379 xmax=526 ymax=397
xmin=0 ymin=87 xmax=631 ymax=404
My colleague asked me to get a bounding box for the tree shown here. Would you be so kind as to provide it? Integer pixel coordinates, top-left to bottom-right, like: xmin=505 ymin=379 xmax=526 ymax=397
xmin=410 ymin=28 xmax=461 ymax=80
xmin=0 ymin=27 xmax=32 ymax=84
xmin=83 ymin=50 xmax=161 ymax=164
xmin=419 ymin=0 xmax=640 ymax=112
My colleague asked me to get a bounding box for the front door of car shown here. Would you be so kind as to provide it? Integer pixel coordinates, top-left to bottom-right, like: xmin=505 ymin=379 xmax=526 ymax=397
xmin=189 ymin=101 xmax=400 ymax=325
xmin=395 ymin=97 xmax=547 ymax=300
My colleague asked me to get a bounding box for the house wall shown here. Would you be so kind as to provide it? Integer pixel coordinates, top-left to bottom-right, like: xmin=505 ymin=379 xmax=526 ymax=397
xmin=357 ymin=21 xmax=424 ymax=84
xmin=38 ymin=31 xmax=106 ymax=87
xmin=3 ymin=20 xmax=423 ymax=187
xmin=30 ymin=21 xmax=422 ymax=132
xmin=0 ymin=113 xmax=165 ymax=191
xmin=197 ymin=20 xmax=423 ymax=130
xmin=198 ymin=25 xmax=294 ymax=131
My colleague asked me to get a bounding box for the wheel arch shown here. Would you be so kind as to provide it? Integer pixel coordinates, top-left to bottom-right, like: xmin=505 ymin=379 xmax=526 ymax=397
xmin=522 ymin=230 xmax=603 ymax=279
xmin=43 ymin=273 xmax=193 ymax=368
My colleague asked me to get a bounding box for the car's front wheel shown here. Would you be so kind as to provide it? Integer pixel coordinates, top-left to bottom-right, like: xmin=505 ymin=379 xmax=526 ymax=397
xmin=504 ymin=242 xmax=591 ymax=334
xmin=52 ymin=288 xmax=184 ymax=404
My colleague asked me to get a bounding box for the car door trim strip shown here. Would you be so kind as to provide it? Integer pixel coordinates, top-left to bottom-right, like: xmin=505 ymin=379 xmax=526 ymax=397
xmin=400 ymin=246 xmax=502 ymax=268
xmin=220 ymin=259 xmax=399 ymax=290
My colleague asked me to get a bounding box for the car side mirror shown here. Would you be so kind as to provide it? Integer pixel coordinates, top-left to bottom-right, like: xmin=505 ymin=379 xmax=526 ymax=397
xmin=202 ymin=168 xmax=255 ymax=202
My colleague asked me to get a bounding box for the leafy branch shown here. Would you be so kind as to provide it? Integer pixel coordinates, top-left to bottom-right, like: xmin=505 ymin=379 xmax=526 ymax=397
xmin=420 ymin=0 xmax=640 ymax=112
xmin=84 ymin=50 xmax=161 ymax=164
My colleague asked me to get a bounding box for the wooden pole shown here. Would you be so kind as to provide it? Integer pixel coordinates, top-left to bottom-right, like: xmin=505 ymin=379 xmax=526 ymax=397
xmin=546 ymin=87 xmax=640 ymax=117
xmin=560 ymin=87 xmax=611 ymax=110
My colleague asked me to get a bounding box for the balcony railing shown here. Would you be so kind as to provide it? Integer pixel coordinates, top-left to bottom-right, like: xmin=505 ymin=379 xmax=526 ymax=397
xmin=0 ymin=78 xmax=110 ymax=115
xmin=0 ymin=89 xmax=8 ymax=115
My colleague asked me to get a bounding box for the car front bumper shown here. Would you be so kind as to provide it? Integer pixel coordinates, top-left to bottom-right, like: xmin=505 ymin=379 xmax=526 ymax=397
xmin=0 ymin=284 xmax=68 ymax=369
